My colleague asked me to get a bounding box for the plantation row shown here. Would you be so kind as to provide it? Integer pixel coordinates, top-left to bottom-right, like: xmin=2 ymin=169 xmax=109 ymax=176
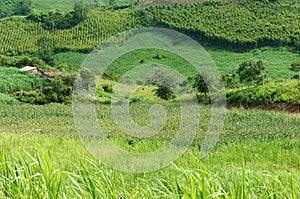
xmin=0 ymin=1 xmax=299 ymax=54
xmin=148 ymin=1 xmax=300 ymax=50
xmin=0 ymin=9 xmax=140 ymax=54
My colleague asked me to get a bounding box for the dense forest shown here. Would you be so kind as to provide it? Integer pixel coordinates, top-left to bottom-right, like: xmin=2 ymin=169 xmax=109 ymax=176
xmin=0 ymin=0 xmax=32 ymax=18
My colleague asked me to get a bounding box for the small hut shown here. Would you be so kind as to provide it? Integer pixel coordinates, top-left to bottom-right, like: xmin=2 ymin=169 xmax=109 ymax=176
xmin=20 ymin=66 xmax=56 ymax=78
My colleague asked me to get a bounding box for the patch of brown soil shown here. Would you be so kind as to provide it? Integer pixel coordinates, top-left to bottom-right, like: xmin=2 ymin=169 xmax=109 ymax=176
xmin=228 ymin=103 xmax=300 ymax=113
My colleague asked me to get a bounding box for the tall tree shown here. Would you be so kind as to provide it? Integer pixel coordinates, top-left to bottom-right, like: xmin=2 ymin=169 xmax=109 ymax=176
xmin=237 ymin=59 xmax=265 ymax=84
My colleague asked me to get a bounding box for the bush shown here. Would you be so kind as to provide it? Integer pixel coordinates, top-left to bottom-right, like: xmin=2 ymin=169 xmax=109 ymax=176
xmin=227 ymin=80 xmax=300 ymax=105
xmin=291 ymin=61 xmax=300 ymax=72
xmin=27 ymin=2 xmax=89 ymax=30
xmin=154 ymin=86 xmax=175 ymax=100
xmin=13 ymin=90 xmax=47 ymax=105
xmin=147 ymin=68 xmax=179 ymax=100
xmin=130 ymin=95 xmax=144 ymax=103
xmin=0 ymin=55 xmax=49 ymax=70
xmin=102 ymin=84 xmax=113 ymax=93
xmin=237 ymin=59 xmax=265 ymax=84
xmin=0 ymin=0 xmax=32 ymax=18
xmin=102 ymin=72 xmax=120 ymax=82
xmin=221 ymin=73 xmax=240 ymax=88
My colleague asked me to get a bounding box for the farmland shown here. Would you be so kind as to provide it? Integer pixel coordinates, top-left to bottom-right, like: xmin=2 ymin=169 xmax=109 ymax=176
xmin=0 ymin=104 xmax=299 ymax=198
xmin=0 ymin=0 xmax=299 ymax=198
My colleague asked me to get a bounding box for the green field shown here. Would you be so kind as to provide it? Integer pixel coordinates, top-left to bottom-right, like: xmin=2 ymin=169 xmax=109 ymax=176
xmin=0 ymin=103 xmax=299 ymax=198
xmin=0 ymin=0 xmax=299 ymax=197
xmin=54 ymin=46 xmax=300 ymax=80
xmin=32 ymin=0 xmax=137 ymax=12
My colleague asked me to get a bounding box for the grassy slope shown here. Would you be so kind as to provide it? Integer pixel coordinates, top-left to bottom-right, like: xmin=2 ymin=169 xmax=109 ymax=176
xmin=32 ymin=0 xmax=137 ymax=12
xmin=206 ymin=47 xmax=300 ymax=79
xmin=55 ymin=46 xmax=300 ymax=80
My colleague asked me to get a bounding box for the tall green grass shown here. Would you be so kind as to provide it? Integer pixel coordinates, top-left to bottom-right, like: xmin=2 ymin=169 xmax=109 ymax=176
xmin=0 ymin=103 xmax=299 ymax=197
xmin=0 ymin=67 xmax=43 ymax=93
xmin=0 ymin=93 xmax=19 ymax=104
xmin=0 ymin=132 xmax=299 ymax=198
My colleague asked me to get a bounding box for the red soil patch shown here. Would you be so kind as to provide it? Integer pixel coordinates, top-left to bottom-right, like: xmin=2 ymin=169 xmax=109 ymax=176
xmin=229 ymin=103 xmax=300 ymax=113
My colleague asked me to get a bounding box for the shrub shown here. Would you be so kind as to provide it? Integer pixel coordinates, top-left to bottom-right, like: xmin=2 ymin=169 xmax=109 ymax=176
xmin=13 ymin=90 xmax=47 ymax=105
xmin=227 ymin=80 xmax=300 ymax=105
xmin=102 ymin=84 xmax=113 ymax=93
xmin=237 ymin=59 xmax=265 ymax=84
xmin=102 ymin=72 xmax=120 ymax=82
xmin=147 ymin=68 xmax=179 ymax=100
xmin=130 ymin=95 xmax=144 ymax=103
xmin=221 ymin=73 xmax=240 ymax=88
xmin=291 ymin=61 xmax=300 ymax=72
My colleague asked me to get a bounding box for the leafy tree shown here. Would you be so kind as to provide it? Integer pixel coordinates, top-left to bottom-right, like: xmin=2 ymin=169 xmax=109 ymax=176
xmin=42 ymin=73 xmax=76 ymax=104
xmin=193 ymin=74 xmax=209 ymax=94
xmin=27 ymin=2 xmax=89 ymax=30
xmin=18 ymin=0 xmax=32 ymax=15
xmin=192 ymin=72 xmax=223 ymax=93
xmin=72 ymin=1 xmax=89 ymax=24
xmin=37 ymin=37 xmax=54 ymax=66
xmin=291 ymin=61 xmax=300 ymax=72
xmin=147 ymin=68 xmax=178 ymax=100
xmin=237 ymin=59 xmax=265 ymax=84
xmin=0 ymin=0 xmax=32 ymax=18
xmin=109 ymin=0 xmax=115 ymax=6
xmin=79 ymin=67 xmax=95 ymax=90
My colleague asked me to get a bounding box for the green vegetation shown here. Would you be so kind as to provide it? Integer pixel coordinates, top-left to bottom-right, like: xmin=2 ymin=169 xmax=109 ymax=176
xmin=0 ymin=67 xmax=42 ymax=93
xmin=227 ymin=80 xmax=300 ymax=105
xmin=0 ymin=0 xmax=32 ymax=18
xmin=0 ymin=93 xmax=19 ymax=104
xmin=0 ymin=1 xmax=299 ymax=197
xmin=148 ymin=1 xmax=300 ymax=50
xmin=27 ymin=2 xmax=90 ymax=30
xmin=237 ymin=59 xmax=265 ymax=84
xmin=0 ymin=1 xmax=299 ymax=54
xmin=54 ymin=52 xmax=87 ymax=72
xmin=0 ymin=103 xmax=299 ymax=198
xmin=14 ymin=73 xmax=76 ymax=104
xmin=31 ymin=0 xmax=136 ymax=12
xmin=207 ymin=46 xmax=300 ymax=79
xmin=0 ymin=9 xmax=140 ymax=54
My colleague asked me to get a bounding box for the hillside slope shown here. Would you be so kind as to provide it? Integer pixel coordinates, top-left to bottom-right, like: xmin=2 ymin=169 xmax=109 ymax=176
xmin=0 ymin=1 xmax=299 ymax=54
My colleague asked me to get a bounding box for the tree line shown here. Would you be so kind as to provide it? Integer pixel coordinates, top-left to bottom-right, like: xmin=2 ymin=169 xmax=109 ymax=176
xmin=0 ymin=0 xmax=32 ymax=18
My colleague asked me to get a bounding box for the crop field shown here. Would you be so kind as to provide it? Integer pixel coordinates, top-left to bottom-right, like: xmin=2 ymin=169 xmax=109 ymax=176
xmin=0 ymin=103 xmax=299 ymax=198
xmin=0 ymin=0 xmax=299 ymax=198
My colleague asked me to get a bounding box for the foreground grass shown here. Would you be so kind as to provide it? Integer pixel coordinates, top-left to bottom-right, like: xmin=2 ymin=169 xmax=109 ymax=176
xmin=0 ymin=103 xmax=299 ymax=198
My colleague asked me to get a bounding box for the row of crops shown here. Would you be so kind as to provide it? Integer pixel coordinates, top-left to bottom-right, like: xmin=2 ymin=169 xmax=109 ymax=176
xmin=0 ymin=9 xmax=141 ymax=54
xmin=0 ymin=1 xmax=299 ymax=54
xmin=148 ymin=1 xmax=300 ymax=50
